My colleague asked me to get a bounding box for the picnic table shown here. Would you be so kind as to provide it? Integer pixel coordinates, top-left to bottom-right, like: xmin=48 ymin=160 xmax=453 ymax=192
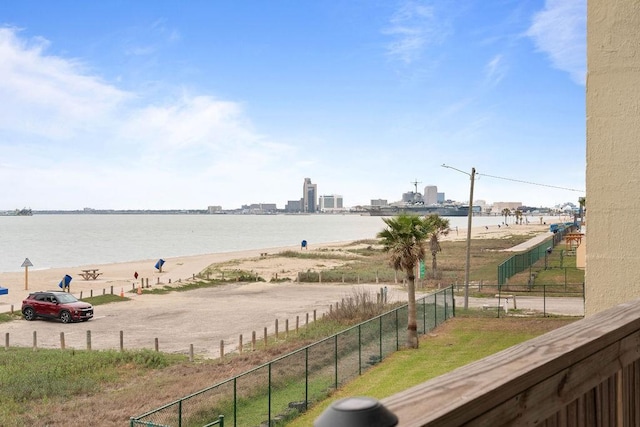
xmin=79 ymin=269 xmax=102 ymax=280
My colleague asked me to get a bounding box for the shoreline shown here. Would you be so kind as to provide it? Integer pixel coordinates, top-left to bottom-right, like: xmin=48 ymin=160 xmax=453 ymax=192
xmin=0 ymin=223 xmax=551 ymax=311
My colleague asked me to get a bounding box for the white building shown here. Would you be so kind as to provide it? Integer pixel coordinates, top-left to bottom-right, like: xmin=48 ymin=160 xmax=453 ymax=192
xmin=423 ymin=185 xmax=438 ymax=205
xmin=491 ymin=202 xmax=522 ymax=215
xmin=319 ymin=195 xmax=344 ymax=212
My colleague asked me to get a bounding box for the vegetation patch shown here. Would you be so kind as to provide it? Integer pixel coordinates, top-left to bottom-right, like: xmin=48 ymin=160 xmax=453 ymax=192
xmin=0 ymin=348 xmax=184 ymax=424
xmin=0 ymin=311 xmax=22 ymax=323
xmin=0 ymin=232 xmax=584 ymax=425
xmin=276 ymin=250 xmax=358 ymax=261
xmin=83 ymin=294 xmax=130 ymax=305
xmin=287 ymin=313 xmax=578 ymax=426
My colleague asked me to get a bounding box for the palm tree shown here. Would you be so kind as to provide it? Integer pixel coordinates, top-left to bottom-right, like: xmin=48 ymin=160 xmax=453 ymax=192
xmin=377 ymin=214 xmax=431 ymax=349
xmin=514 ymin=209 xmax=523 ymax=225
xmin=424 ymin=214 xmax=450 ymax=278
xmin=501 ymin=208 xmax=511 ymax=224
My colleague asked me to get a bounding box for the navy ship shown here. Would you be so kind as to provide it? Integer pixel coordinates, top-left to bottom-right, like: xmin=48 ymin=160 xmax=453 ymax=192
xmin=365 ymin=180 xmax=469 ymax=217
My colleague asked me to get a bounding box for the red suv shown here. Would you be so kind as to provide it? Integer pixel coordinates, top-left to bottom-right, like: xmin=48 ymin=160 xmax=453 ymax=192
xmin=22 ymin=291 xmax=94 ymax=323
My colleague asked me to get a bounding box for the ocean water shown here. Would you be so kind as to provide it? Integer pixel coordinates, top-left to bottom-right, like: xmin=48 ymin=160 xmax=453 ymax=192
xmin=0 ymin=214 xmax=508 ymax=273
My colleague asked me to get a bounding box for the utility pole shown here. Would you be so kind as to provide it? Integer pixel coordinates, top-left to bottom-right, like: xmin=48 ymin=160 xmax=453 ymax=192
xmin=441 ymin=165 xmax=476 ymax=310
xmin=464 ymin=168 xmax=476 ymax=309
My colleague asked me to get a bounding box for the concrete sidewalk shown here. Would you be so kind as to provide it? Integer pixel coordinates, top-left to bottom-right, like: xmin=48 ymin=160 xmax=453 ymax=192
xmin=467 ymin=295 xmax=584 ymax=317
xmin=502 ymin=231 xmax=553 ymax=252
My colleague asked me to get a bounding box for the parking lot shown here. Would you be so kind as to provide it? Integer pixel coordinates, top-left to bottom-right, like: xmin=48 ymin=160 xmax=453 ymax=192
xmin=2 ymin=282 xmax=404 ymax=358
xmin=1 ymin=281 xmax=584 ymax=358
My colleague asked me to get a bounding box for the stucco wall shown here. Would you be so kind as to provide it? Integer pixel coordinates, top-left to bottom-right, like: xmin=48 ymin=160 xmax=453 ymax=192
xmin=586 ymin=1 xmax=640 ymax=315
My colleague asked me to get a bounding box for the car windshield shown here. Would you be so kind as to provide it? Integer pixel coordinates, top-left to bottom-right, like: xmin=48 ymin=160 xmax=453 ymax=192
xmin=55 ymin=294 xmax=79 ymax=303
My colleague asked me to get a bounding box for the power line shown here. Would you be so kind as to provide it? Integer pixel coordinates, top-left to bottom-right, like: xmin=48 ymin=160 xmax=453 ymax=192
xmin=476 ymin=172 xmax=584 ymax=193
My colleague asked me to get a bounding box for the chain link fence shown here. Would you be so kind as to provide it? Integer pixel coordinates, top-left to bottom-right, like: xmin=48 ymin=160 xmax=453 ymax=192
xmin=498 ymin=223 xmax=578 ymax=285
xmin=130 ymin=287 xmax=454 ymax=427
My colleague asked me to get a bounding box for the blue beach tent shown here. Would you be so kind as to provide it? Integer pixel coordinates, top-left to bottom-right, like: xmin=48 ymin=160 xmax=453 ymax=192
xmin=59 ymin=274 xmax=72 ymax=289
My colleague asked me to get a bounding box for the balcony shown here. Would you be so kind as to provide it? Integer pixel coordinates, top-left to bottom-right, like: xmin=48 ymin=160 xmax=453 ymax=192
xmin=381 ymin=298 xmax=640 ymax=425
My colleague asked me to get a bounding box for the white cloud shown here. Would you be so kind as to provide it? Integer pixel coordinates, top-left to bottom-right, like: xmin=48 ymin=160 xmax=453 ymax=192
xmin=0 ymin=27 xmax=299 ymax=209
xmin=0 ymin=27 xmax=130 ymax=140
xmin=383 ymin=0 xmax=449 ymax=64
xmin=123 ymin=19 xmax=181 ymax=57
xmin=484 ymin=54 xmax=507 ymax=86
xmin=526 ymin=0 xmax=586 ymax=85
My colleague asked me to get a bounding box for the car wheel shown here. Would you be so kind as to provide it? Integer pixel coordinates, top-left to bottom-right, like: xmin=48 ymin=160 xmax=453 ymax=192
xmin=23 ymin=307 xmax=36 ymax=321
xmin=60 ymin=311 xmax=72 ymax=324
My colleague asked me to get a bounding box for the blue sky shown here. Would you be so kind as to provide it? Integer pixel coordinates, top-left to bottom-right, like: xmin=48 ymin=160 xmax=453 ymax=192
xmin=0 ymin=0 xmax=585 ymax=210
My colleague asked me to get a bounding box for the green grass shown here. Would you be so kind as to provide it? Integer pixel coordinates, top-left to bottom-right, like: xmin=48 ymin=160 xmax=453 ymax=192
xmin=305 ymin=234 xmax=540 ymax=287
xmin=0 ymin=311 xmax=22 ymax=323
xmin=127 ymin=275 xmax=263 ymax=296
xmin=0 ymin=234 xmax=582 ymax=424
xmin=276 ymin=250 xmax=358 ymax=261
xmin=0 ymin=348 xmax=186 ymax=423
xmin=286 ymin=312 xmax=577 ymax=426
xmin=83 ymin=293 xmax=131 ymax=305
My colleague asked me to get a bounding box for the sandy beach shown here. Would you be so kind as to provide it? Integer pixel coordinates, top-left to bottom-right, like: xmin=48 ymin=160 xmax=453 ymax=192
xmin=0 ymin=222 xmax=570 ymax=358
xmin=0 ymin=223 xmax=551 ymax=312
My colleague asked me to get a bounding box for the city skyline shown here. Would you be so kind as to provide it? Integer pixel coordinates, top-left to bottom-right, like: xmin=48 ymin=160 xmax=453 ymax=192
xmin=0 ymin=1 xmax=585 ymax=210
xmin=4 ymin=174 xmax=580 ymax=213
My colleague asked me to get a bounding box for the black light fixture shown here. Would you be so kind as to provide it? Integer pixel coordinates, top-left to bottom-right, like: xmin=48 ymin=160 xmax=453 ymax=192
xmin=314 ymin=397 xmax=398 ymax=427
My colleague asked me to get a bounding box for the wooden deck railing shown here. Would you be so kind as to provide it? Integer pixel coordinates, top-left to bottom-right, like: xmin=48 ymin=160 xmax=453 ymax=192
xmin=382 ymin=299 xmax=640 ymax=426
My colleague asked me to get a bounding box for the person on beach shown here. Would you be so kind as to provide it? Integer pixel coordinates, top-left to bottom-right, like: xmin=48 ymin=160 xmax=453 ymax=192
xmin=301 ymin=240 xmax=308 ymax=250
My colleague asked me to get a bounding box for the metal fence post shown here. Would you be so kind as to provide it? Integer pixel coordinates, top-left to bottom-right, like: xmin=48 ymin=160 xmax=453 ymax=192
xmin=358 ymin=324 xmax=362 ymax=376
xmin=305 ymin=347 xmax=309 ymax=411
xmin=268 ymin=363 xmax=272 ymax=424
xmin=233 ymin=377 xmax=237 ymax=427
xmin=334 ymin=335 xmax=338 ymax=389
xmin=379 ymin=316 xmax=383 ymax=362
xmin=452 ymin=287 xmax=456 ymax=318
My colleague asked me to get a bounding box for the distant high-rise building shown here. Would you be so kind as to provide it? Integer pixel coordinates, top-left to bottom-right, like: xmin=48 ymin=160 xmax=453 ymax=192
xmin=402 ymin=192 xmax=422 ymax=203
xmin=241 ymin=203 xmax=277 ymax=214
xmin=286 ymin=200 xmax=302 ymax=212
xmin=319 ymin=195 xmax=343 ymax=212
xmin=303 ymin=178 xmax=317 ymax=213
xmin=423 ymin=185 xmax=438 ymax=205
xmin=371 ymin=199 xmax=388 ymax=207
xmin=437 ymin=192 xmax=445 ymax=203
